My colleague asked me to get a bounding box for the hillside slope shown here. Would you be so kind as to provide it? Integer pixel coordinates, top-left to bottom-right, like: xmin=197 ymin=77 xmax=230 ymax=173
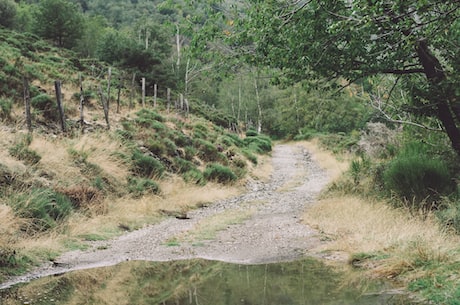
xmin=0 ymin=28 xmax=272 ymax=280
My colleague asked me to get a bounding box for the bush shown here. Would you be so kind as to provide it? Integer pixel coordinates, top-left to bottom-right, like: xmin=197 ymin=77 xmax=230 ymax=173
xmin=183 ymin=168 xmax=205 ymax=185
xmin=173 ymin=157 xmax=196 ymax=174
xmin=204 ymin=163 xmax=237 ymax=184
xmin=383 ymin=154 xmax=455 ymax=208
xmin=131 ymin=150 xmax=165 ymax=178
xmin=242 ymin=149 xmax=258 ymax=165
xmin=127 ymin=177 xmax=160 ymax=197
xmin=244 ymin=135 xmax=272 ymax=154
xmin=10 ymin=188 xmax=73 ymax=233
xmin=31 ymin=93 xmax=58 ymax=120
xmin=195 ymin=139 xmax=220 ymax=162
xmin=0 ymin=97 xmax=12 ymax=120
xmin=220 ymin=133 xmax=244 ymax=148
xmin=246 ymin=129 xmax=258 ymax=137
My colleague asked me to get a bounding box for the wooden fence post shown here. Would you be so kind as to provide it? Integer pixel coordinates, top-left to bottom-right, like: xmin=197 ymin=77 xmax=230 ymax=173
xmin=141 ymin=77 xmax=146 ymax=108
xmin=129 ymin=73 xmax=136 ymax=110
xmin=167 ymin=88 xmax=171 ymax=112
xmin=98 ymin=84 xmax=110 ymax=129
xmin=117 ymin=77 xmax=122 ymax=114
xmin=79 ymin=74 xmax=85 ymax=129
xmin=54 ymin=80 xmax=66 ymax=132
xmin=23 ymin=77 xmax=32 ymax=132
xmin=154 ymin=83 xmax=157 ymax=108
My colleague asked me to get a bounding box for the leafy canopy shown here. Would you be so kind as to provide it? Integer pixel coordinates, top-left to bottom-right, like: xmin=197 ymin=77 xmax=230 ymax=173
xmin=232 ymin=0 xmax=460 ymax=154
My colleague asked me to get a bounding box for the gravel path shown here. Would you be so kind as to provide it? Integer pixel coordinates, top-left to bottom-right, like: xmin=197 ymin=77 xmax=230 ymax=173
xmin=0 ymin=143 xmax=331 ymax=289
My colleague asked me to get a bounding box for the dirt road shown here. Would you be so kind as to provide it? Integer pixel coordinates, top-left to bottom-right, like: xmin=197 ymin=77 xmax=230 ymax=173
xmin=1 ymin=143 xmax=332 ymax=289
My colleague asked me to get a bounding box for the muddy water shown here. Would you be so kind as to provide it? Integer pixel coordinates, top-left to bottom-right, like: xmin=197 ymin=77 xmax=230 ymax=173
xmin=0 ymin=258 xmax=419 ymax=305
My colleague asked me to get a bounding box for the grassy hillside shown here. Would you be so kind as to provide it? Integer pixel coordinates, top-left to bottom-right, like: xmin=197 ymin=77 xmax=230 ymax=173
xmin=0 ymin=28 xmax=272 ymax=280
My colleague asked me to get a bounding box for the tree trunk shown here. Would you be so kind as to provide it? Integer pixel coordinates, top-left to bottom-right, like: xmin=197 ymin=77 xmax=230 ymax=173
xmin=254 ymin=74 xmax=262 ymax=133
xmin=416 ymin=40 xmax=460 ymax=156
xmin=141 ymin=77 xmax=146 ymax=108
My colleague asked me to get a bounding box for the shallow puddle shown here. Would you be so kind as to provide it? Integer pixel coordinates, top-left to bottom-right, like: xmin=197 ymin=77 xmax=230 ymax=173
xmin=0 ymin=258 xmax=420 ymax=304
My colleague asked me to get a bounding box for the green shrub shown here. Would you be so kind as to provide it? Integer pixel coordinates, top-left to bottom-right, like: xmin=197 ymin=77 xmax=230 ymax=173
xmin=135 ymin=108 xmax=164 ymax=123
xmin=246 ymin=129 xmax=258 ymax=137
xmin=242 ymin=149 xmax=258 ymax=165
xmin=244 ymin=135 xmax=272 ymax=154
xmin=0 ymin=97 xmax=12 ymax=120
xmin=204 ymin=163 xmax=237 ymax=184
xmin=127 ymin=177 xmax=160 ymax=197
xmin=183 ymin=168 xmax=205 ymax=185
xmin=145 ymin=139 xmax=166 ymax=156
xmin=173 ymin=157 xmax=196 ymax=174
xmin=383 ymin=155 xmax=455 ymax=208
xmin=131 ymin=150 xmax=165 ymax=178
xmin=195 ymin=139 xmax=220 ymax=162
xmin=184 ymin=146 xmax=197 ymax=161
xmin=172 ymin=131 xmax=192 ymax=147
xmin=221 ymin=133 xmax=244 ymax=147
xmin=164 ymin=138 xmax=178 ymax=156
xmin=31 ymin=93 xmax=58 ymax=120
xmin=10 ymin=188 xmax=73 ymax=232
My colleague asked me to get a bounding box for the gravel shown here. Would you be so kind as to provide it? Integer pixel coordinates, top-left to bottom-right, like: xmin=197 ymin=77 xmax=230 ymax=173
xmin=0 ymin=143 xmax=332 ymax=289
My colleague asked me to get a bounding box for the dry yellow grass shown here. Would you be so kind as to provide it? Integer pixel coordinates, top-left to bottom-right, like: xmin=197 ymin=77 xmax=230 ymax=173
xmin=304 ymin=196 xmax=459 ymax=277
xmin=29 ymin=135 xmax=82 ymax=184
xmin=71 ymin=132 xmax=130 ymax=181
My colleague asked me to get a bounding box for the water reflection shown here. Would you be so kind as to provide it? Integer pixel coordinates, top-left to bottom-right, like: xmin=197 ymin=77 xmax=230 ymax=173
xmin=1 ymin=258 xmax=418 ymax=305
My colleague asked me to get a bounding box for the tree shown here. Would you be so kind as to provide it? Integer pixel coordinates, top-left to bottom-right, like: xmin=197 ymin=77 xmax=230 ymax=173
xmin=33 ymin=0 xmax=83 ymax=48
xmin=0 ymin=0 xmax=17 ymax=28
xmin=233 ymin=0 xmax=460 ymax=155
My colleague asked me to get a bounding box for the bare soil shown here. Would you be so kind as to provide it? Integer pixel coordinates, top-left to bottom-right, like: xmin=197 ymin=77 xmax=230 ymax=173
xmin=1 ymin=143 xmax=333 ymax=289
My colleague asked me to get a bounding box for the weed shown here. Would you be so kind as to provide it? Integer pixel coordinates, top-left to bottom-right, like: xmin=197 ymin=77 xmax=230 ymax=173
xmin=244 ymin=135 xmax=272 ymax=154
xmin=9 ymin=135 xmax=41 ymax=165
xmin=127 ymin=177 xmax=160 ymax=197
xmin=31 ymin=93 xmax=59 ymax=121
xmin=242 ymin=149 xmax=258 ymax=165
xmin=204 ymin=163 xmax=237 ymax=184
xmin=131 ymin=150 xmax=165 ymax=178
xmin=9 ymin=188 xmax=73 ymax=233
xmin=195 ymin=139 xmax=221 ymax=162
xmin=183 ymin=169 xmax=205 ymax=185
xmin=0 ymin=97 xmax=12 ymax=120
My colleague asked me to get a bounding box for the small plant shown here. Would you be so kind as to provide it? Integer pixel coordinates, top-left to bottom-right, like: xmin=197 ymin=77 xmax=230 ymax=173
xmin=31 ymin=93 xmax=58 ymax=120
xmin=173 ymin=157 xmax=196 ymax=174
xmin=0 ymin=97 xmax=12 ymax=120
xmin=383 ymin=143 xmax=455 ymax=209
xmin=195 ymin=139 xmax=220 ymax=162
xmin=242 ymin=149 xmax=258 ymax=165
xmin=131 ymin=150 xmax=165 ymax=178
xmin=183 ymin=168 xmax=205 ymax=185
xmin=9 ymin=135 xmax=41 ymax=165
xmin=244 ymin=134 xmax=272 ymax=154
xmin=203 ymin=163 xmax=237 ymax=184
xmin=9 ymin=188 xmax=73 ymax=233
xmin=246 ymin=129 xmax=258 ymax=137
xmin=127 ymin=177 xmax=160 ymax=197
